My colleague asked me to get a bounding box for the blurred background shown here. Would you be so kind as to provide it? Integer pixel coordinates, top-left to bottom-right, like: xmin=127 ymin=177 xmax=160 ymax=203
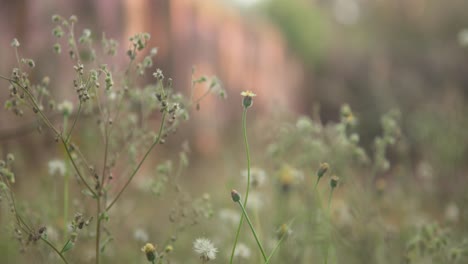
xmin=1 ymin=0 xmax=468 ymax=263
xmin=2 ymin=0 xmax=468 ymax=162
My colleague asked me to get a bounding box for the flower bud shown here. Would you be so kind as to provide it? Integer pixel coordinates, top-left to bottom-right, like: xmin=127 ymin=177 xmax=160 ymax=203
xmin=330 ymin=175 xmax=339 ymax=189
xmin=317 ymin=162 xmax=329 ymax=179
xmin=231 ymin=189 xmax=241 ymax=202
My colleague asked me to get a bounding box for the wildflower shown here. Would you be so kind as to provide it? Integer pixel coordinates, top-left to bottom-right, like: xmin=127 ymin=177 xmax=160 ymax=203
xmin=153 ymin=69 xmax=164 ymax=80
xmin=277 ymin=223 xmax=292 ymax=239
xmin=240 ymin=90 xmax=256 ymax=108
xmin=231 ymin=189 xmax=241 ymax=203
xmin=11 ymin=38 xmax=20 ymax=48
xmin=57 ymin=100 xmax=74 ymax=116
xmin=247 ymin=191 xmax=264 ymax=211
xmin=317 ymin=163 xmax=329 ymax=179
xmin=278 ymin=164 xmax=304 ymax=192
xmin=164 ymin=245 xmax=173 ymax=253
xmin=193 ymin=238 xmax=217 ymax=261
xmin=241 ymin=167 xmax=266 ymax=188
xmin=133 ymin=228 xmax=149 ymax=242
xmin=48 ymin=159 xmax=66 ymax=176
xmin=234 ymin=243 xmax=251 ymax=259
xmin=141 ymin=243 xmax=157 ymax=262
xmin=218 ymin=208 xmax=240 ymax=225
xmin=330 ymin=175 xmax=339 ymax=189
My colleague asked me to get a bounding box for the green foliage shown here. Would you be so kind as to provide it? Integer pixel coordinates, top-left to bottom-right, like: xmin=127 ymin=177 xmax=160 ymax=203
xmin=264 ymin=0 xmax=329 ymax=65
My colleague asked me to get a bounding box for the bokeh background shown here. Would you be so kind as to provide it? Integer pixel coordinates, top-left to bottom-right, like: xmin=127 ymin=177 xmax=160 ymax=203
xmin=1 ymin=0 xmax=468 ymax=263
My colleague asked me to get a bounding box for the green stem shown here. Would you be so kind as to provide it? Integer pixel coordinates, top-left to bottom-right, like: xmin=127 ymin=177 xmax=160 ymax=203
xmin=324 ymin=188 xmax=335 ymax=264
xmin=265 ymin=233 xmax=287 ymax=264
xmin=63 ymin=169 xmax=69 ymax=235
xmin=96 ymin=196 xmax=101 ymax=264
xmin=41 ymin=237 xmax=70 ymax=264
xmin=62 ymin=115 xmax=69 ymax=235
xmin=237 ymin=202 xmax=267 ymax=262
xmin=230 ymin=108 xmax=251 ymax=264
xmin=105 ymin=111 xmax=167 ymax=212
xmin=65 ymin=103 xmax=82 ymax=144
xmin=60 ymin=137 xmax=97 ymax=197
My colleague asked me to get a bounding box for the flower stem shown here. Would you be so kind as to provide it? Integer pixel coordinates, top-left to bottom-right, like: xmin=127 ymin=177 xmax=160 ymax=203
xmin=62 ymin=115 xmax=69 ymax=235
xmin=230 ymin=108 xmax=251 ymax=263
xmin=324 ymin=188 xmax=335 ymax=264
xmin=237 ymin=201 xmax=267 ymax=262
xmin=105 ymin=111 xmax=167 ymax=212
xmin=41 ymin=237 xmax=70 ymax=264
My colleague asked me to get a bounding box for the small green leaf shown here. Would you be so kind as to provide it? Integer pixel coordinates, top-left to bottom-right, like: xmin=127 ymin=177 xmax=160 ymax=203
xmin=99 ymin=212 xmax=109 ymax=222
xmin=81 ymin=189 xmax=97 ymax=198
xmin=61 ymin=240 xmax=74 ymax=253
xmin=100 ymin=237 xmax=114 ymax=253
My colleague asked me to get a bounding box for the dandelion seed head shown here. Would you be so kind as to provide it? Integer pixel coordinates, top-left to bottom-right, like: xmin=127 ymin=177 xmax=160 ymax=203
xmin=193 ymin=237 xmax=217 ymax=261
xmin=48 ymin=159 xmax=66 ymax=176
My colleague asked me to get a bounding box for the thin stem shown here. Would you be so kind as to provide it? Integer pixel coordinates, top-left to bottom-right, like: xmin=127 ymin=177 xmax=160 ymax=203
xmin=62 ymin=116 xmax=69 ymax=234
xmin=105 ymin=111 xmax=167 ymax=212
xmin=230 ymin=108 xmax=251 ymax=264
xmin=60 ymin=137 xmax=97 ymax=197
xmin=0 ymin=76 xmax=61 ymax=136
xmin=65 ymin=102 xmax=82 ymax=143
xmin=192 ymin=86 xmax=212 ymax=107
xmin=314 ymin=177 xmax=320 ymax=191
xmin=2 ymin=179 xmax=68 ymax=264
xmin=324 ymin=188 xmax=335 ymax=264
xmin=96 ymin=196 xmax=101 ymax=264
xmin=40 ymin=237 xmax=70 ymax=264
xmin=328 ymin=189 xmax=334 ymax=211
xmin=237 ymin=202 xmax=267 ymax=262
xmin=63 ymin=169 xmax=69 ymax=235
xmin=265 ymin=233 xmax=287 ymax=264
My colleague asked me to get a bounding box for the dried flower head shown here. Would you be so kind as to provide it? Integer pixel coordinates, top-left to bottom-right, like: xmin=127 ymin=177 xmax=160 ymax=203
xmin=141 ymin=243 xmax=157 ymax=262
xmin=241 ymin=90 xmax=256 ymax=108
xmin=193 ymin=237 xmax=217 ymax=261
xmin=330 ymin=175 xmax=340 ymax=189
xmin=317 ymin=162 xmax=329 ymax=179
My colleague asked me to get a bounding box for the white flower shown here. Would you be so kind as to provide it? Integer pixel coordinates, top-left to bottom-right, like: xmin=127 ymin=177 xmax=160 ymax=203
xmin=218 ymin=208 xmax=240 ymax=225
xmin=234 ymin=242 xmax=251 ymax=259
xmin=57 ymin=100 xmax=74 ymax=116
xmin=133 ymin=228 xmax=149 ymax=242
xmin=108 ymin=92 xmax=117 ymax=101
xmin=193 ymin=237 xmax=217 ymax=261
xmin=241 ymin=167 xmax=267 ymax=188
xmin=247 ymin=191 xmax=264 ymax=211
xmin=48 ymin=159 xmax=66 ymax=176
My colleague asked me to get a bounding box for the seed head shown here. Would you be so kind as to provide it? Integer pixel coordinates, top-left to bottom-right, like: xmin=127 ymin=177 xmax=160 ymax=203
xmin=193 ymin=238 xmax=217 ymax=261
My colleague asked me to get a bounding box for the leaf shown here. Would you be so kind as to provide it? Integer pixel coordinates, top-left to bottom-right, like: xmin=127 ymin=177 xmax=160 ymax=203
xmin=100 ymin=237 xmax=114 ymax=253
xmin=99 ymin=212 xmax=109 ymax=222
xmin=82 ymin=189 xmax=97 ymax=199
xmin=60 ymin=240 xmax=74 ymax=253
